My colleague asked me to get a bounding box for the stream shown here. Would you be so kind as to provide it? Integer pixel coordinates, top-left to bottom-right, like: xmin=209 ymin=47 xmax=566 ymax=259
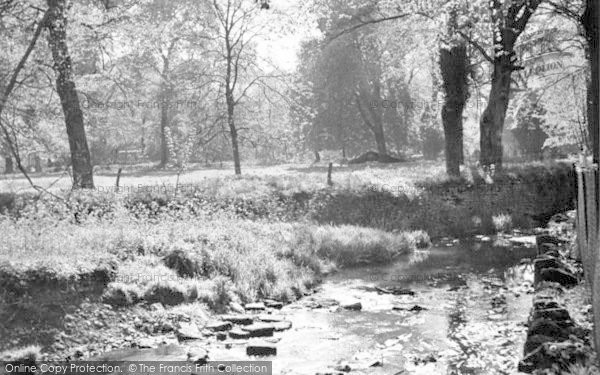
xmin=204 ymin=239 xmax=536 ymax=375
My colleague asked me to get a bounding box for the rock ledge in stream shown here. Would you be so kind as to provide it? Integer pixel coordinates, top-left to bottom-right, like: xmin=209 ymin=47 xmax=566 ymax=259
xmin=340 ymin=301 xmax=362 ymax=311
xmin=246 ymin=341 xmax=277 ymax=356
xmin=176 ymin=322 xmax=203 ymax=341
xmin=221 ymin=315 xmax=253 ymax=325
xmin=242 ymin=323 xmax=275 ymax=337
xmin=244 ymin=302 xmax=266 ymax=311
xmin=538 ymin=268 xmax=578 ymax=287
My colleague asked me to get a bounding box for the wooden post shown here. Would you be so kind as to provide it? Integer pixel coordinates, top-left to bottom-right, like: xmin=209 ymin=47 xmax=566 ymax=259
xmin=576 ymin=164 xmax=598 ymax=286
xmin=575 ymin=168 xmax=585 ymax=262
xmin=585 ymin=167 xmax=598 ymax=284
xmin=115 ymin=167 xmax=122 ymax=193
xmin=587 ymin=0 xmax=600 ymax=362
xmin=327 ymin=162 xmax=333 ymax=186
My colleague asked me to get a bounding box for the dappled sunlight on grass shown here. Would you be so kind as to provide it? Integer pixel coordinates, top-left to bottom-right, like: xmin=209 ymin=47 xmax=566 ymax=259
xmin=0 ymin=161 xmax=448 ymax=196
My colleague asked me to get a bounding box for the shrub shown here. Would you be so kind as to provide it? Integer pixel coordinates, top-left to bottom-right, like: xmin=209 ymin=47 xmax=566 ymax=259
xmin=311 ymin=225 xmax=424 ymax=267
xmin=101 ymin=283 xmax=142 ymax=307
xmin=163 ymin=249 xmax=201 ymax=278
xmin=144 ymin=281 xmax=187 ymax=306
xmin=208 ymin=276 xmax=234 ymax=311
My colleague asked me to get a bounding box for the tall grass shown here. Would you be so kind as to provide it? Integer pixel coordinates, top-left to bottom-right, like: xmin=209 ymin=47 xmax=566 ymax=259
xmin=0 ymin=213 xmax=427 ymax=306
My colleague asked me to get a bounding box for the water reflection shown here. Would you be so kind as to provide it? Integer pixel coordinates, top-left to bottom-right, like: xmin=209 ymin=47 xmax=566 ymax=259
xmin=311 ymin=241 xmax=536 ymax=374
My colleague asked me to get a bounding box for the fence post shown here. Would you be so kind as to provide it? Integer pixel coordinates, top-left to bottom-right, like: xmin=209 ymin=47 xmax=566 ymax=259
xmin=576 ymin=165 xmax=586 ymax=262
xmin=115 ymin=167 xmax=123 ymax=193
xmin=585 ymin=167 xmax=598 ymax=284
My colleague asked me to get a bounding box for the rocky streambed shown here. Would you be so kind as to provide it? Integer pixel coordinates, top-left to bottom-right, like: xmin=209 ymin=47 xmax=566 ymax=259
xmin=31 ymin=234 xmax=546 ymax=375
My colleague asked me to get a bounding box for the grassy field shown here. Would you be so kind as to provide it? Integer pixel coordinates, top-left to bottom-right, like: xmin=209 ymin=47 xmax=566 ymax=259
xmin=0 ymin=161 xmax=446 ymax=195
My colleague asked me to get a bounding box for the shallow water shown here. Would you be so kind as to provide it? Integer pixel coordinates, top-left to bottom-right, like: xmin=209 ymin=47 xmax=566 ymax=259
xmin=207 ymin=240 xmax=536 ymax=375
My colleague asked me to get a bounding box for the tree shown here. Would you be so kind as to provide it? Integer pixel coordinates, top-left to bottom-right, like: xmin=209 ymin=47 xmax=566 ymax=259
xmin=298 ymin=0 xmax=422 ymax=160
xmin=581 ymin=0 xmax=598 ymax=162
xmin=322 ymin=0 xmax=545 ymax=170
xmin=478 ymin=0 xmax=543 ymax=170
xmin=209 ymin=0 xmax=269 ymax=175
xmin=511 ymin=93 xmax=548 ymax=159
xmin=440 ymin=44 xmax=469 ymax=176
xmin=439 ymin=6 xmax=470 ymax=177
xmin=353 ymin=31 xmax=389 ymax=159
xmin=0 ymin=2 xmax=55 ymax=182
xmin=46 ymin=0 xmax=94 ymax=188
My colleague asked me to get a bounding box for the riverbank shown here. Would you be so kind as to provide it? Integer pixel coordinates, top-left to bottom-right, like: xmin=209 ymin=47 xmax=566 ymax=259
xmin=518 ymin=212 xmax=598 ymax=374
xmin=0 ymin=162 xmax=577 ymax=368
xmin=1 ymin=232 xmax=545 ymax=374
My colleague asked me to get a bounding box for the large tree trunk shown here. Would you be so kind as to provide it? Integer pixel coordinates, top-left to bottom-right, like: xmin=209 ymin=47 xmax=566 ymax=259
xmin=440 ymin=44 xmax=469 ymax=177
xmin=159 ymin=96 xmax=169 ymax=168
xmin=479 ymin=56 xmax=512 ymax=172
xmin=158 ymin=50 xmax=172 ymax=169
xmin=4 ymin=155 xmax=13 ymax=174
xmin=582 ymin=0 xmax=599 ymax=163
xmin=442 ymin=105 xmax=464 ymax=177
xmin=47 ymin=0 xmax=94 ymax=189
xmin=373 ymin=125 xmax=387 ymax=158
xmin=582 ymin=0 xmax=600 ymax=357
xmin=356 ymin=91 xmax=388 ymax=160
xmin=227 ymin=92 xmax=241 ymax=175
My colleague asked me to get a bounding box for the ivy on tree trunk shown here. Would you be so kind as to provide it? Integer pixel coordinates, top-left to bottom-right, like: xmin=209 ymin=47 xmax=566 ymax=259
xmin=440 ymin=43 xmax=469 ymax=177
xmin=46 ymin=0 xmax=94 ymax=189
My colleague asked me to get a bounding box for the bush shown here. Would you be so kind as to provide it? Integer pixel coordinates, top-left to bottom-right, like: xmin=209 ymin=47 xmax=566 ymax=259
xmin=144 ymin=281 xmax=187 ymax=306
xmin=311 ymin=225 xmax=427 ymax=267
xmin=163 ymin=249 xmax=202 ymax=278
xmin=101 ymin=283 xmax=142 ymax=307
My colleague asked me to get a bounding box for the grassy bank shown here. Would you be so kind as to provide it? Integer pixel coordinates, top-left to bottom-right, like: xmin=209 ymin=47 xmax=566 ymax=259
xmin=0 ymin=162 xmax=576 ymax=238
xmin=0 ymin=214 xmax=428 ymax=309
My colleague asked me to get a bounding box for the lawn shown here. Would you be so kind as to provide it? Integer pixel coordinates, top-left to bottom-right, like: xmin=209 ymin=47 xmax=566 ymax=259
xmin=0 ymin=161 xmax=447 ymax=196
